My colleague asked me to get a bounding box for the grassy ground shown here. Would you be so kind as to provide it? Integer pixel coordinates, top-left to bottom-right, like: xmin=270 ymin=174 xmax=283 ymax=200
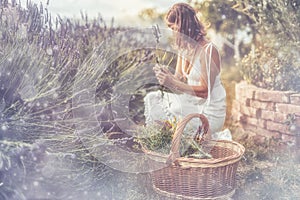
xmin=232 ymin=132 xmax=300 ymax=199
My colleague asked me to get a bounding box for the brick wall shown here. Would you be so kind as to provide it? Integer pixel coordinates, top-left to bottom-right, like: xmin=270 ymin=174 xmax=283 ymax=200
xmin=232 ymin=81 xmax=300 ymax=145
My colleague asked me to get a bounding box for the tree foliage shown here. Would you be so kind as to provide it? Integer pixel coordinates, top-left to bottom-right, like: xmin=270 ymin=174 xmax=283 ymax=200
xmin=231 ymin=0 xmax=300 ymax=44
xmin=232 ymin=0 xmax=300 ymax=91
xmin=190 ymin=0 xmax=254 ymax=38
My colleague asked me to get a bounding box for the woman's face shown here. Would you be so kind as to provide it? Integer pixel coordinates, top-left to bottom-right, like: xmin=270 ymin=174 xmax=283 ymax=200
xmin=167 ymin=23 xmax=179 ymax=43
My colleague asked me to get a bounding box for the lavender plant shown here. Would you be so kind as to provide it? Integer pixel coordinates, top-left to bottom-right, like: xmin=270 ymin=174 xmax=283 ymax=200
xmin=0 ymin=0 xmax=178 ymax=197
xmin=0 ymin=0 xmax=122 ymax=198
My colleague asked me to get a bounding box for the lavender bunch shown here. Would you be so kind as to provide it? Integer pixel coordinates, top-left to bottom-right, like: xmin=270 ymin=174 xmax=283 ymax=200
xmin=152 ymin=24 xmax=165 ymax=97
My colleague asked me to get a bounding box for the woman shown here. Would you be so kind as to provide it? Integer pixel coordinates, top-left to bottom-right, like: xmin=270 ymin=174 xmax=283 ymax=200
xmin=144 ymin=3 xmax=231 ymax=140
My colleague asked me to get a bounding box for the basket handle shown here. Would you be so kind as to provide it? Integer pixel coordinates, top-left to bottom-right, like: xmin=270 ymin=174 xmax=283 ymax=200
xmin=166 ymin=113 xmax=209 ymax=164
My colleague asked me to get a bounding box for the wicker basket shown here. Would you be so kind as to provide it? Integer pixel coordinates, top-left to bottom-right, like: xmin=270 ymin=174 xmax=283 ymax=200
xmin=147 ymin=113 xmax=245 ymax=200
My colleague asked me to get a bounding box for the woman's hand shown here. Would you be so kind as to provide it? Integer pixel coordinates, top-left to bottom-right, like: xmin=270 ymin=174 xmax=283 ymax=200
xmin=153 ymin=64 xmax=176 ymax=88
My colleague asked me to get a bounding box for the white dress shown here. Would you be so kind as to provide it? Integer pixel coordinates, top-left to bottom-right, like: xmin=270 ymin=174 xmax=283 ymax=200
xmin=144 ymin=43 xmax=232 ymax=140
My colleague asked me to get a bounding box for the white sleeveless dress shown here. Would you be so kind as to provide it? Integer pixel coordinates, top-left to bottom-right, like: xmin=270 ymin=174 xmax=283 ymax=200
xmin=144 ymin=43 xmax=232 ymax=140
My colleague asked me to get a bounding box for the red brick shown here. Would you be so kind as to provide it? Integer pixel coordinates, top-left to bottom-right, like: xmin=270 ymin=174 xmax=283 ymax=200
xmin=235 ymin=81 xmax=256 ymax=101
xmin=254 ymin=89 xmax=293 ymax=103
xmin=291 ymin=94 xmax=300 ymax=105
xmin=240 ymin=115 xmax=247 ymax=123
xmin=266 ymin=121 xmax=293 ymax=135
xmin=276 ymin=103 xmax=300 ymax=114
xmin=242 ymin=123 xmax=257 ymax=132
xmin=261 ymin=110 xmax=290 ymax=123
xmin=243 ymin=123 xmax=280 ymax=138
xmin=231 ymin=108 xmax=243 ymax=122
xmin=243 ymin=116 xmax=267 ymax=129
xmin=248 ymin=99 xmax=275 ymax=111
xmin=260 ymin=110 xmax=275 ymax=121
xmin=240 ymin=104 xmax=261 ymax=118
xmin=244 ymin=98 xmax=251 ymax=107
xmin=274 ymin=112 xmax=290 ymax=124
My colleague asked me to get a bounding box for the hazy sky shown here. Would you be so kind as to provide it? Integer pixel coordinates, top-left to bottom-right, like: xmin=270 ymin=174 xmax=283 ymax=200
xmin=20 ymin=0 xmax=185 ymax=25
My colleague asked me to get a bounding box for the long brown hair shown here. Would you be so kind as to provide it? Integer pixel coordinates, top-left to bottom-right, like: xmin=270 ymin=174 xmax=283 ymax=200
xmin=165 ymin=3 xmax=207 ymax=49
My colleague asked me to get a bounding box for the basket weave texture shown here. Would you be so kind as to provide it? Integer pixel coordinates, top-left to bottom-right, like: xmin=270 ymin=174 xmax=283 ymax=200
xmin=147 ymin=113 xmax=245 ymax=199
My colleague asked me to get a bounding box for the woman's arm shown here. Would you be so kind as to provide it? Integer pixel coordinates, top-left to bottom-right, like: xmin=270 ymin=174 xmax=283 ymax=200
xmin=169 ymin=77 xmax=209 ymax=98
xmin=155 ymin=68 xmax=208 ymax=98
xmin=154 ymin=45 xmax=220 ymax=98
xmin=174 ymin=55 xmax=184 ymax=81
xmin=197 ymin=45 xmax=221 ymax=94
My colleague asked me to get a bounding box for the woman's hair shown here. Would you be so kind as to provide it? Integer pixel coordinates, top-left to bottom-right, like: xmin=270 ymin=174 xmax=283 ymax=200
xmin=165 ymin=3 xmax=207 ymax=49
